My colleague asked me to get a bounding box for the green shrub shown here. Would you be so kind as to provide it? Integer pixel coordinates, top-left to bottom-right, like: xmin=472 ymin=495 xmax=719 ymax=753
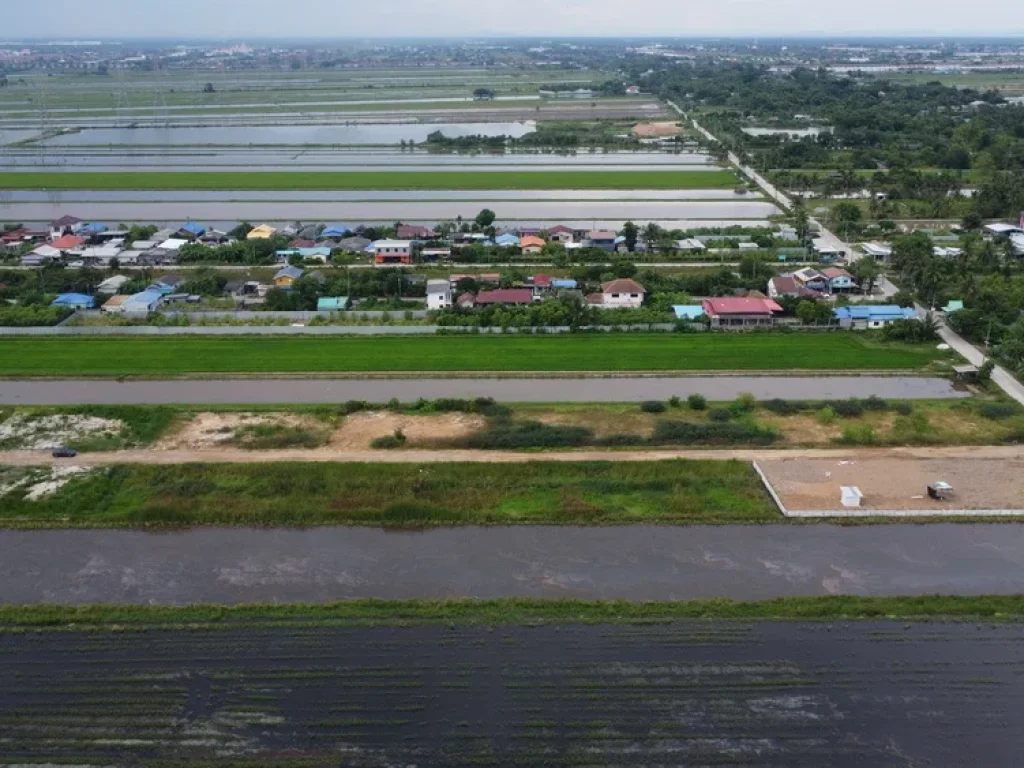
xmin=734 ymin=392 xmax=757 ymax=412
xmin=862 ymin=395 xmax=888 ymax=410
xmin=230 ymin=424 xmax=329 ymax=450
xmin=687 ymin=394 xmax=707 ymax=411
xmin=817 ymin=406 xmax=836 ymax=425
xmin=829 ymin=399 xmax=864 ymax=418
xmin=668 ymin=395 xmax=682 ymax=409
xmin=594 ymin=433 xmax=645 ymax=447
xmin=761 ymin=398 xmax=808 ymax=415
xmin=371 ymin=433 xmax=404 ymax=449
xmin=978 ymin=360 xmax=995 ymax=382
xmin=708 ymin=408 xmax=731 ymax=423
xmin=652 ymin=420 xmax=776 ymax=446
xmin=837 ymin=424 xmax=878 ymax=445
xmin=387 ymin=398 xmax=402 ymax=411
xmin=461 ymin=420 xmax=594 ymax=449
xmin=342 ymin=400 xmax=369 ymax=415
xmin=893 ymin=402 xmax=913 ymax=415
xmin=980 ymin=403 xmax=1019 ymax=420
xmin=640 ymin=400 xmax=667 ymax=414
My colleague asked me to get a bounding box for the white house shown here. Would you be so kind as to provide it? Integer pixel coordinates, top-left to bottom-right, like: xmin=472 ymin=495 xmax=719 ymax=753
xmin=547 ymin=225 xmax=575 ymax=244
xmin=97 ymin=275 xmax=132 ymax=295
xmin=861 ymin=242 xmax=893 ymax=260
xmin=426 ymin=279 xmax=452 ymax=310
xmin=812 ymin=237 xmax=846 ymax=260
xmin=588 ymin=278 xmax=646 ymax=309
xmin=369 ymin=239 xmax=413 ymax=265
xmin=983 ymin=222 xmax=1024 ymax=239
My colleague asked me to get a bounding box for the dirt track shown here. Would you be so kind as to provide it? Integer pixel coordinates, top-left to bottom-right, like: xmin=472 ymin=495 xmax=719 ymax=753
xmin=3 ymin=444 xmax=1024 ymax=467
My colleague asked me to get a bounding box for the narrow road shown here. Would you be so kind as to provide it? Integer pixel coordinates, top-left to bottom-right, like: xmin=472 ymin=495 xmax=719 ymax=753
xmin=2 ymin=523 xmax=1023 ymax=603
xmin=4 ymin=443 xmax=1023 ymax=468
xmin=0 ymin=375 xmax=965 ymax=405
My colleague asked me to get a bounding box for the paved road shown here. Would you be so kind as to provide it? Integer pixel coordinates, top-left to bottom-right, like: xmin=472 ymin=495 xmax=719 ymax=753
xmin=1 ymin=524 xmax=1023 ymax=604
xmin=0 ymin=376 xmax=965 ymax=405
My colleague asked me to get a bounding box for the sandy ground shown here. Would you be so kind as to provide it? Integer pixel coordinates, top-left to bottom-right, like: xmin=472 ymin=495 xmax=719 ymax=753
xmin=759 ymin=457 xmax=1024 ymax=512
xmin=0 ymin=414 xmax=124 ymax=450
xmin=331 ymin=411 xmax=484 ymax=449
xmin=157 ymin=412 xmax=319 ymax=450
xmin=4 ymin=444 xmax=1024 ymax=468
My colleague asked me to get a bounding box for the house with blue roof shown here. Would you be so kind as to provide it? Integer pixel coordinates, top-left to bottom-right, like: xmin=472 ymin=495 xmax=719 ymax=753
xmin=275 ymin=247 xmax=333 ymax=263
xmin=317 ymin=297 xmax=350 ymax=312
xmin=495 ymin=233 xmax=520 ymax=248
xmin=176 ymin=222 xmax=207 ymax=238
xmin=833 ymin=305 xmax=916 ymax=330
xmin=274 ymin=265 xmax=305 ymax=288
xmin=672 ymin=305 xmax=706 ymax=321
xmin=321 ymin=224 xmax=351 ymax=238
xmin=121 ymin=290 xmax=164 ymax=314
xmin=51 ymin=293 xmax=95 ymax=310
xmin=551 ymin=279 xmax=578 ymax=290
xmin=80 ymin=223 xmax=108 ymax=235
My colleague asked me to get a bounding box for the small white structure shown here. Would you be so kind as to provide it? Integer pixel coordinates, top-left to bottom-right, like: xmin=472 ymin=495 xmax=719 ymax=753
xmin=840 ymin=486 xmax=864 ymax=508
xmin=426 ymin=279 xmax=452 ymax=310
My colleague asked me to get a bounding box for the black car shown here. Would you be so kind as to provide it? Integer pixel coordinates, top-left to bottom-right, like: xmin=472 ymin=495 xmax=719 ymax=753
xmin=51 ymin=447 xmax=78 ymax=458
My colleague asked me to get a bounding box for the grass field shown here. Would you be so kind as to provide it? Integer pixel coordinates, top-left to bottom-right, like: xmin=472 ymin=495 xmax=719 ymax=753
xmin=3 ymin=595 xmax=1023 ymax=629
xmin=0 ymin=335 xmax=943 ymax=376
xmin=0 ymin=460 xmax=776 ymax=527
xmin=0 ymin=169 xmax=737 ymax=191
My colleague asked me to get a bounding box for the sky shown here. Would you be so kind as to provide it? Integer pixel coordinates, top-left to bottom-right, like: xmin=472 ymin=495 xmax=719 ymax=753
xmin=4 ymin=0 xmax=1023 ymax=39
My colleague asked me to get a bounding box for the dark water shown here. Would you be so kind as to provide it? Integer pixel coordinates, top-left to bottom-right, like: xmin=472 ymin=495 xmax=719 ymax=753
xmin=1 ymin=622 xmax=1022 ymax=765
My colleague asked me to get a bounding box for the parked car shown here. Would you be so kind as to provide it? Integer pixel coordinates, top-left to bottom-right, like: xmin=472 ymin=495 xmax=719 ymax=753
xmin=51 ymin=447 xmax=78 ymax=458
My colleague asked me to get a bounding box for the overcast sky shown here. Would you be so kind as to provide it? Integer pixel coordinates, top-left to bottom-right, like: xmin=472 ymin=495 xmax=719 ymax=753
xmin=4 ymin=0 xmax=1023 ymax=39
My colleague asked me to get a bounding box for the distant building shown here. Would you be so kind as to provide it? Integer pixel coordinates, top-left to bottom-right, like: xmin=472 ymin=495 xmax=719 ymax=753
xmin=587 ymin=279 xmax=646 ymax=309
xmin=701 ymin=297 xmax=783 ymax=328
xmin=834 ymin=305 xmax=916 ymax=330
xmin=50 ymin=293 xmax=95 ymax=310
xmin=427 ymin=279 xmax=453 ymax=310
xmin=370 ymin=240 xmax=413 ymax=266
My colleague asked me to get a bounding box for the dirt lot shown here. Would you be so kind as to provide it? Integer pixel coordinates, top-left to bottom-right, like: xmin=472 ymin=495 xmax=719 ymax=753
xmin=760 ymin=457 xmax=1024 ymax=512
xmin=332 ymin=410 xmax=485 ymax=449
xmin=157 ymin=412 xmax=321 ymax=450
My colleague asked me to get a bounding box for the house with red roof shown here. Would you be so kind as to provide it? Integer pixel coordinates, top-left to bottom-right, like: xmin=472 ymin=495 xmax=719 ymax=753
xmin=767 ymin=275 xmax=817 ymax=300
xmin=701 ymin=297 xmax=783 ymax=328
xmin=397 ymin=225 xmax=437 ymax=240
xmin=520 ymin=235 xmax=546 ymax=255
xmin=473 ymin=288 xmax=535 ymax=306
xmin=51 ymin=234 xmax=87 ymax=252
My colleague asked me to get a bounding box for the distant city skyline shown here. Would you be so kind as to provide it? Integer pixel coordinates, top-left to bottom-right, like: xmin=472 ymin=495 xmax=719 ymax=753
xmin=4 ymin=0 xmax=1024 ymax=40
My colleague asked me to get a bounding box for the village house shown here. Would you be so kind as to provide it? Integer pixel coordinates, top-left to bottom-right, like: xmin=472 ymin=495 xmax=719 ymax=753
xmin=51 ymin=293 xmax=95 ymax=310
xmin=321 ymin=223 xmax=352 ymax=239
xmin=833 ymin=305 xmax=916 ymax=330
xmin=397 ymin=224 xmax=437 ymax=240
xmin=520 ymin=235 xmax=545 ymax=255
xmin=50 ymin=215 xmax=83 ymax=240
xmin=860 ymin=242 xmax=893 ymax=261
xmin=586 ymin=230 xmax=618 ymax=252
xmin=370 ymin=240 xmax=413 ymax=266
xmin=587 ymin=278 xmax=646 ymax=309
xmin=473 ymin=288 xmax=535 ymax=306
xmin=97 ymin=275 xmax=132 ymax=295
xmin=120 ymin=289 xmax=164 ymax=314
xmin=316 ymin=297 xmax=350 ymax=312
xmin=427 ymin=279 xmax=453 ymax=310
xmin=701 ymin=297 xmax=783 ymax=329
xmin=822 ymin=266 xmax=856 ymax=293
xmin=767 ymin=275 xmax=817 ymax=300
xmin=246 ymin=224 xmax=278 ymax=240
xmin=21 ymin=244 xmax=60 ymax=267
xmin=175 ymin=222 xmax=207 ymax=240
xmin=546 ymin=225 xmax=575 ymax=244
xmin=792 ymin=267 xmax=829 ymax=293
xmin=495 ymin=233 xmax=520 ymax=248
xmin=274 ymin=265 xmax=304 ymax=288
xmin=100 ymin=295 xmax=131 ymax=314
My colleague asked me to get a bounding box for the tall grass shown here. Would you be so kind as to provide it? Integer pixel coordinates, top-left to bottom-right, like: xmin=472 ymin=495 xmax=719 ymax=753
xmin=0 ymin=460 xmax=777 ymax=527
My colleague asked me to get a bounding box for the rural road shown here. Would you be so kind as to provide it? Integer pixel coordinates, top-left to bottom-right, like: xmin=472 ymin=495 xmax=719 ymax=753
xmin=2 ymin=523 xmax=1024 ymax=604
xmin=3 ymin=444 xmax=1024 ymax=468
xmin=0 ymin=375 xmax=966 ymax=405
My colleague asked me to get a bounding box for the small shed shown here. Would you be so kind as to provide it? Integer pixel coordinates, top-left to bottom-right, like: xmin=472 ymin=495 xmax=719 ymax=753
xmin=317 ymin=297 xmax=350 ymax=312
xmin=840 ymin=486 xmax=864 ymax=508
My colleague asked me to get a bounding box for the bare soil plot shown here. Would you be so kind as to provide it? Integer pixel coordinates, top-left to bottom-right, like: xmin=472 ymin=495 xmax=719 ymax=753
xmin=760 ymin=457 xmax=1024 ymax=512
xmin=157 ymin=411 xmax=326 ymax=450
xmin=331 ymin=410 xmax=485 ymax=449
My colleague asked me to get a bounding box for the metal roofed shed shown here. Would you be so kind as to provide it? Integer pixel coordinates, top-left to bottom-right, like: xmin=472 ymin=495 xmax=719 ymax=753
xmin=317 ymin=297 xmax=350 ymax=312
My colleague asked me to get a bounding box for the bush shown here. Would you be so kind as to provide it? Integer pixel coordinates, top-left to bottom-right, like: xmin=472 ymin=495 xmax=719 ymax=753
xmin=687 ymin=394 xmax=707 ymax=411
xmin=980 ymin=403 xmax=1019 ymax=420
xmin=668 ymin=395 xmax=682 ymax=409
xmin=829 ymin=399 xmax=864 ymax=418
xmin=817 ymin=406 xmax=836 ymax=425
xmin=708 ymin=408 xmax=731 ymax=422
xmin=652 ymin=420 xmax=776 ymax=446
xmin=640 ymin=400 xmax=667 ymax=414
xmin=978 ymin=360 xmax=995 ymax=382
xmin=837 ymin=424 xmax=878 ymax=445
xmin=734 ymin=392 xmax=757 ymax=412
xmin=593 ymin=433 xmax=645 ymax=447
xmin=862 ymin=396 xmax=888 ymax=411
xmin=761 ymin=399 xmax=808 ymax=415
xmin=893 ymin=402 xmax=913 ymax=415
xmin=461 ymin=420 xmax=594 ymax=449
xmin=387 ymin=398 xmax=402 ymax=411
xmin=341 ymin=400 xmax=369 ymax=415
xmin=371 ymin=429 xmax=407 ymax=449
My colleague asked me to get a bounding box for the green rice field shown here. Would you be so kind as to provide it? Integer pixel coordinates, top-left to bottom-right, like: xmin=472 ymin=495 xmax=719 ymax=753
xmin=0 ymin=335 xmax=942 ymax=376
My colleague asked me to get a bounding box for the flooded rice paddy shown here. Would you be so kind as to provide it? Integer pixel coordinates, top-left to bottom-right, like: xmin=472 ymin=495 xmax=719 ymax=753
xmin=1 ymin=621 xmax=1022 ymax=765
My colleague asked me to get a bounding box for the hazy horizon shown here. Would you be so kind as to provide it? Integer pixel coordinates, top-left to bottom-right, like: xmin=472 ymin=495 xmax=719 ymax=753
xmin=4 ymin=0 xmax=1024 ymax=40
